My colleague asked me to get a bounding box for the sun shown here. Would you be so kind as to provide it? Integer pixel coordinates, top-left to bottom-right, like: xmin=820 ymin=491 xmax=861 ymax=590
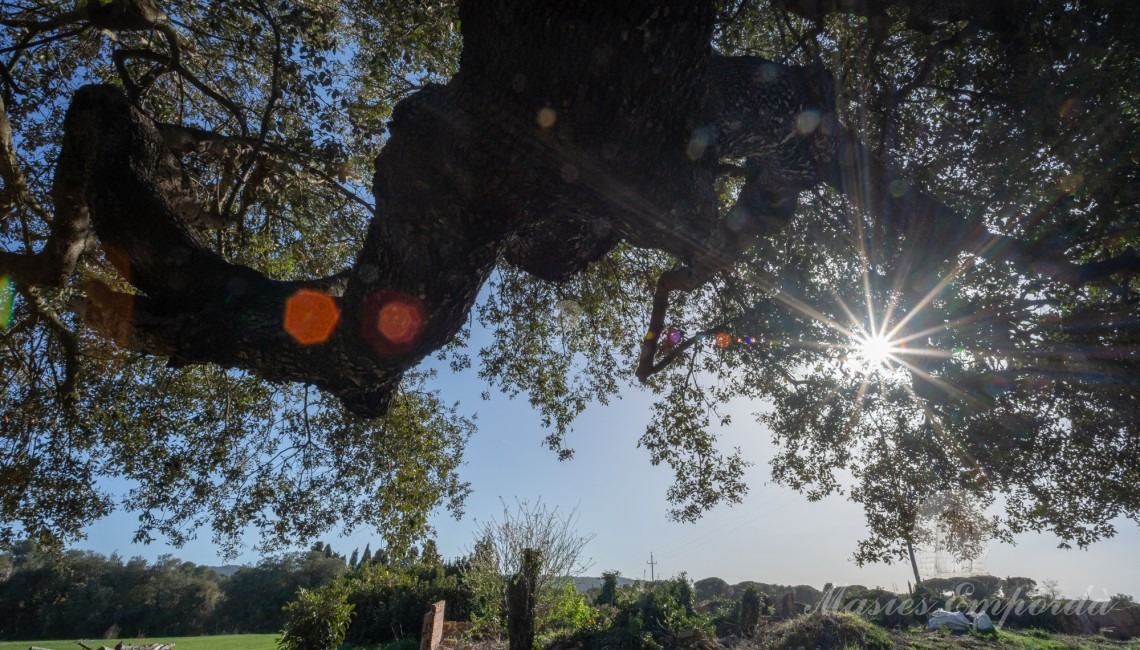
xmin=855 ymin=332 xmax=896 ymax=371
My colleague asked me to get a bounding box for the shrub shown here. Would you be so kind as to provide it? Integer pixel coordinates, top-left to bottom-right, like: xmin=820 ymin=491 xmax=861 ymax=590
xmin=543 ymin=581 xmax=598 ymax=636
xmin=547 ymin=576 xmax=714 ymax=649
xmin=343 ymin=561 xmax=470 ymax=645
xmin=760 ymin=611 xmax=894 ymax=650
xmin=278 ymin=584 xmax=355 ymax=650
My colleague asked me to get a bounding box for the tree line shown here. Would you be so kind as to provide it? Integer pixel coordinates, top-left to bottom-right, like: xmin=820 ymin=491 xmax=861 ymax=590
xmin=0 ymin=540 xmax=361 ymax=640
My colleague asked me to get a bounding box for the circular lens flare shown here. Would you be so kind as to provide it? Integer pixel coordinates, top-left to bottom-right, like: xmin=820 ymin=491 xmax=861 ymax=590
xmin=362 ymin=289 xmax=425 ymax=356
xmin=284 ymin=289 xmax=340 ymax=345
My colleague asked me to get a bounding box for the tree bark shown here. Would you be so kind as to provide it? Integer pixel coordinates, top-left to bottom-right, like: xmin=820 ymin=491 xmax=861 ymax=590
xmin=507 ymin=548 xmax=542 ymax=650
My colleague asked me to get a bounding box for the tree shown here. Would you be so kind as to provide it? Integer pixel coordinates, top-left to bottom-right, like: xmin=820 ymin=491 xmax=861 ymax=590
xmin=1 ymin=0 xmax=1137 ymax=567
xmin=360 ymin=544 xmax=372 ymax=567
xmin=596 ymin=571 xmax=620 ymax=606
xmin=464 ymin=499 xmax=594 ymax=638
xmin=1001 ymin=577 xmax=1037 ymax=600
xmin=845 ymin=400 xmax=1001 ymax=584
xmin=1040 ymin=578 xmax=1064 ymax=601
xmin=218 ymin=550 xmax=347 ymax=634
xmin=348 ymin=548 xmax=359 ymax=570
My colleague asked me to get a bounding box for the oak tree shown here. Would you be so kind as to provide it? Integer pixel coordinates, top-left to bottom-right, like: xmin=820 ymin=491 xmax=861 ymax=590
xmin=1 ymin=0 xmax=1137 ymax=567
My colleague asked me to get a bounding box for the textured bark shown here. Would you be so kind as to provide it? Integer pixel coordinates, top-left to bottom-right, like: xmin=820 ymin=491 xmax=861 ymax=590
xmin=507 ymin=548 xmax=542 ymax=650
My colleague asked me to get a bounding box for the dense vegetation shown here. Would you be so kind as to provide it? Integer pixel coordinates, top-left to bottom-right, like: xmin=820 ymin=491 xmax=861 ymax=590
xmin=3 ymin=537 xmax=1137 ymax=648
xmin=0 ymin=540 xmax=347 ymax=639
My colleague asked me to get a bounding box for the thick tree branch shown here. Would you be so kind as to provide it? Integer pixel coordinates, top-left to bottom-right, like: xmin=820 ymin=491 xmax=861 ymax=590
xmin=0 ymin=91 xmax=96 ymax=287
xmin=0 ymin=92 xmax=48 ymax=221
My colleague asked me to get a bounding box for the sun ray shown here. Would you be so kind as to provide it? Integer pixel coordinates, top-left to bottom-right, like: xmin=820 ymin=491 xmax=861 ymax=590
xmin=895 ymin=357 xmax=987 ymax=407
xmin=884 ymin=256 xmax=977 ymax=342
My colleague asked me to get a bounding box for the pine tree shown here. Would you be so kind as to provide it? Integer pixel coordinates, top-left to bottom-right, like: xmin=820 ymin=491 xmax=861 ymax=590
xmin=361 ymin=544 xmax=372 ymax=565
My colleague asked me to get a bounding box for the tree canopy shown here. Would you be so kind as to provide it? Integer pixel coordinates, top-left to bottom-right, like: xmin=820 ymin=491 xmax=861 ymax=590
xmin=1 ymin=0 xmax=1137 ymax=567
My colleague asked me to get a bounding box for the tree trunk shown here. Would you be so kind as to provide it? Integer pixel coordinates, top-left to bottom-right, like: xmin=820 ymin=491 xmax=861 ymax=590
xmin=907 ymin=538 xmax=922 ymax=586
xmin=507 ymin=548 xmax=543 ymax=650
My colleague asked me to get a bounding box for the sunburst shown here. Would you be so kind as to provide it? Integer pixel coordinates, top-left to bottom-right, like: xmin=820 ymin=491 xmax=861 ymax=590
xmin=854 ymin=331 xmax=898 ymax=372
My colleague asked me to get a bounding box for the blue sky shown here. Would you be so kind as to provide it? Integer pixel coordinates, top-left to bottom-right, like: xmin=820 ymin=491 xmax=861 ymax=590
xmin=77 ymin=314 xmax=1140 ymax=601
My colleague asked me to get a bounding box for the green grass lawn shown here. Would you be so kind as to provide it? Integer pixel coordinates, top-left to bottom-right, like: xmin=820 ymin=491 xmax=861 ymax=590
xmin=0 ymin=634 xmax=279 ymax=650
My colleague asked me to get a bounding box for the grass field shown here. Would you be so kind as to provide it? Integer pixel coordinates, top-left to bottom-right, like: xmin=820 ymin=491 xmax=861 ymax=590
xmin=0 ymin=634 xmax=279 ymax=650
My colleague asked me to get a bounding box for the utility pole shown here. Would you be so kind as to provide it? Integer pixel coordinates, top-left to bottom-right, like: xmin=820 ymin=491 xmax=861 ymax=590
xmin=646 ymin=553 xmax=657 ymax=583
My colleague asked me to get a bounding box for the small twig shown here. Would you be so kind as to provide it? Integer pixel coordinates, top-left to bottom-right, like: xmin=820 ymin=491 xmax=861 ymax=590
xmin=219 ymin=0 xmax=282 ymax=224
xmin=113 ymin=48 xmax=248 ymax=134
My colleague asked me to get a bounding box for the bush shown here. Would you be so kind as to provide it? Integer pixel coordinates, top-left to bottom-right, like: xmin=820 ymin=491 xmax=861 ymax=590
xmin=760 ymin=611 xmax=894 ymax=650
xmin=278 ymin=584 xmax=355 ymax=650
xmin=548 ymin=576 xmax=714 ymax=649
xmin=343 ymin=561 xmax=470 ymax=645
xmin=543 ymin=581 xmax=598 ymax=636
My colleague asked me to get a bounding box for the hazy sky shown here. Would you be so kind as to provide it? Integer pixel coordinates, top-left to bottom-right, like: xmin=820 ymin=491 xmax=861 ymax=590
xmin=77 ymin=316 xmax=1140 ymax=601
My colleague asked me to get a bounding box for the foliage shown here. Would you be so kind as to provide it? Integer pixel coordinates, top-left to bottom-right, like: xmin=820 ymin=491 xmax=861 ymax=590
xmin=0 ymin=0 xmax=470 ymax=557
xmin=693 ymin=576 xmax=731 ymax=603
xmin=219 ymin=549 xmax=348 ymax=634
xmin=920 ymin=575 xmax=1002 ymax=601
xmin=463 ymin=499 xmax=594 ymax=638
xmin=339 ymin=559 xmax=470 ymax=646
xmin=0 ymin=541 xmax=346 ymax=640
xmin=0 ymin=542 xmax=223 ymax=639
xmin=728 ymin=581 xmax=823 ymax=607
xmin=1004 ymin=578 xmax=1040 ymax=599
xmin=551 ymin=575 xmax=713 ymax=649
xmin=0 ymin=635 xmax=279 ymax=650
xmin=542 ymin=580 xmax=598 ymax=638
xmin=758 ymin=611 xmax=895 ymax=650
xmin=0 ymin=0 xmax=1138 ymax=573
xmin=278 ymin=583 xmax=355 ymax=650
xmin=596 ymin=571 xmax=620 ymax=606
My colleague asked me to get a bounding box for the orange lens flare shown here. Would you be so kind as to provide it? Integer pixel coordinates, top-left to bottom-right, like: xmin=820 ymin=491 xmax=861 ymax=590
xmin=362 ymin=289 xmax=425 ymax=355
xmin=714 ymin=331 xmax=732 ymax=349
xmin=284 ymin=289 xmax=340 ymax=345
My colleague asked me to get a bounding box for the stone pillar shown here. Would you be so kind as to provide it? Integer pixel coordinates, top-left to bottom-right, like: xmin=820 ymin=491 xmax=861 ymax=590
xmin=420 ymin=600 xmax=446 ymax=650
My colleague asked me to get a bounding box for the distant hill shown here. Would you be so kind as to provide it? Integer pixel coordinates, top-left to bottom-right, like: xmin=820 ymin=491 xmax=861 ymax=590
xmin=206 ymin=564 xmax=244 ymax=577
xmin=573 ymin=575 xmax=640 ymax=592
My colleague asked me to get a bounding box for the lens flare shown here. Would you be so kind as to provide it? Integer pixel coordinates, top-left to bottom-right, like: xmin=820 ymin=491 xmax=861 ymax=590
xmin=284 ymin=289 xmax=340 ymax=345
xmin=362 ymin=289 xmax=425 ymax=356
